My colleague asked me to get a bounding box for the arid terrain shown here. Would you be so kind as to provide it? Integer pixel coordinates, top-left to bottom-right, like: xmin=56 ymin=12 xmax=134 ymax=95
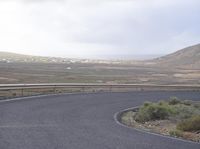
xmin=0 ymin=44 xmax=200 ymax=85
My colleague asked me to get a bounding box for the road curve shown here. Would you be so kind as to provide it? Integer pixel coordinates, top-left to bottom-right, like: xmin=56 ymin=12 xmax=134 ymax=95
xmin=0 ymin=91 xmax=199 ymax=149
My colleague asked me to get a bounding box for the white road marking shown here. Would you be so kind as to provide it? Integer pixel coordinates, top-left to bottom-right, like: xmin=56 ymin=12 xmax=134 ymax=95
xmin=0 ymin=124 xmax=57 ymax=128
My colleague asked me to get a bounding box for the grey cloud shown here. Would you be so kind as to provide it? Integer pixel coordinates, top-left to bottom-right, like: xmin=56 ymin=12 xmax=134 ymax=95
xmin=0 ymin=0 xmax=200 ymax=57
xmin=61 ymin=1 xmax=200 ymax=48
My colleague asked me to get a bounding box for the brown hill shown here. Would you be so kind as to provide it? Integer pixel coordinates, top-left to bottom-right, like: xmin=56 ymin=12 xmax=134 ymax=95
xmin=151 ymin=44 xmax=200 ymax=68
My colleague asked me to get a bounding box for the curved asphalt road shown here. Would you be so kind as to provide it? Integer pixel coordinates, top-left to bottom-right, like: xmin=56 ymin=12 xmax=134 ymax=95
xmin=0 ymin=91 xmax=200 ymax=149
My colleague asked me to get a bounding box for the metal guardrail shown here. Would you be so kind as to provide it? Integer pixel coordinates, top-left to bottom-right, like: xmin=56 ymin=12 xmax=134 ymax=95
xmin=0 ymin=83 xmax=200 ymax=99
xmin=0 ymin=83 xmax=200 ymax=91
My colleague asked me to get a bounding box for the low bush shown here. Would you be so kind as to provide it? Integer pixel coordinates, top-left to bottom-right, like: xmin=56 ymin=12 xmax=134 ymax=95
xmin=134 ymin=98 xmax=200 ymax=124
xmin=158 ymin=100 xmax=165 ymax=106
xmin=172 ymin=104 xmax=199 ymax=119
xmin=121 ymin=111 xmax=135 ymax=125
xmin=177 ymin=115 xmax=200 ymax=132
xmin=168 ymin=97 xmax=181 ymax=105
xmin=134 ymin=102 xmax=172 ymax=123
xmin=169 ymin=129 xmax=183 ymax=138
xmin=194 ymin=103 xmax=200 ymax=109
xmin=143 ymin=101 xmax=151 ymax=107
xmin=182 ymin=100 xmax=192 ymax=106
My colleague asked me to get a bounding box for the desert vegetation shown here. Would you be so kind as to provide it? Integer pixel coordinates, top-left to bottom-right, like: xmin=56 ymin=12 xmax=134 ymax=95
xmin=121 ymin=97 xmax=200 ymax=142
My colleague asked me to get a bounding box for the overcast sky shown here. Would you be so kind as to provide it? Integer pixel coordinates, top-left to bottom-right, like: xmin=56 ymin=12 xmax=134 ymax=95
xmin=0 ymin=0 xmax=200 ymax=59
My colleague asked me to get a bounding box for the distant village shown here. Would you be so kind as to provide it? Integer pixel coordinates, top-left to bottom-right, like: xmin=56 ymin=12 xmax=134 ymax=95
xmin=0 ymin=53 xmax=132 ymax=65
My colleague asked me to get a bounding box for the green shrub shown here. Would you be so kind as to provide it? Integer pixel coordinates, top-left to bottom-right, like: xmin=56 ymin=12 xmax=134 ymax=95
xmin=135 ymin=102 xmax=172 ymax=123
xmin=172 ymin=104 xmax=198 ymax=119
xmin=134 ymin=99 xmax=200 ymax=124
xmin=169 ymin=129 xmax=183 ymax=137
xmin=194 ymin=103 xmax=200 ymax=109
xmin=168 ymin=97 xmax=181 ymax=105
xmin=177 ymin=115 xmax=200 ymax=132
xmin=182 ymin=100 xmax=192 ymax=106
xmin=158 ymin=100 xmax=166 ymax=106
xmin=143 ymin=101 xmax=151 ymax=107
xmin=121 ymin=111 xmax=135 ymax=125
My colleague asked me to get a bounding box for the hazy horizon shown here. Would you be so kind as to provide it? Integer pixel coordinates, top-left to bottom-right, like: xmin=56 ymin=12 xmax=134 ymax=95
xmin=0 ymin=50 xmax=164 ymax=60
xmin=0 ymin=0 xmax=200 ymax=59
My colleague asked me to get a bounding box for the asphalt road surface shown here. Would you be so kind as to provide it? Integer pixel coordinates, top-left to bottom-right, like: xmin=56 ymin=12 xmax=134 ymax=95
xmin=0 ymin=91 xmax=200 ymax=149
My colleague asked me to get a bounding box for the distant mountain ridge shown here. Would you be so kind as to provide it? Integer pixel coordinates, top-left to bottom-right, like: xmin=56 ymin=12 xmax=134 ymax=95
xmin=1 ymin=43 xmax=200 ymax=68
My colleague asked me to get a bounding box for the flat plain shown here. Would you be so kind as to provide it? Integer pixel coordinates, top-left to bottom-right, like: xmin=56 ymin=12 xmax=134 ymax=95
xmin=0 ymin=61 xmax=200 ymax=85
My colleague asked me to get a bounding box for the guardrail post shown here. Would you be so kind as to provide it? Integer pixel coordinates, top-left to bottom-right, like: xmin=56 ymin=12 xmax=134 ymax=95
xmin=53 ymin=85 xmax=56 ymax=93
xmin=109 ymin=85 xmax=112 ymax=92
xmin=21 ymin=88 xmax=24 ymax=96
xmin=82 ymin=87 xmax=85 ymax=92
